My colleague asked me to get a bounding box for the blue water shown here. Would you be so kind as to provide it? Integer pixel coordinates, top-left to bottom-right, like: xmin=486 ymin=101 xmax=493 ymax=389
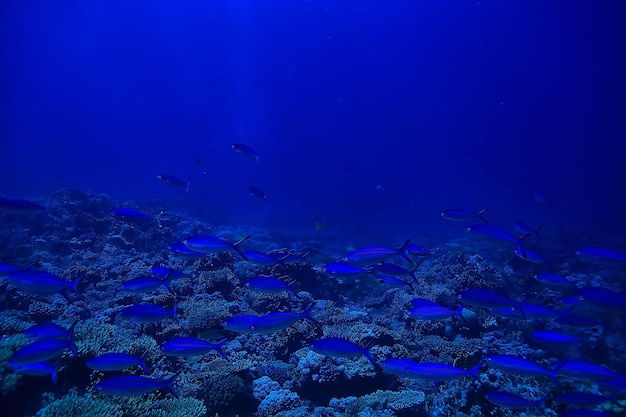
xmin=1 ymin=1 xmax=625 ymax=417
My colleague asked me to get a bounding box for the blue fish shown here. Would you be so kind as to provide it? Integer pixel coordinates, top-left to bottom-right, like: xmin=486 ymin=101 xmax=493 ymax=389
xmin=555 ymin=392 xmax=613 ymax=408
xmin=232 ymin=143 xmax=259 ymax=165
xmin=410 ymin=299 xmax=465 ymax=321
xmin=377 ymin=275 xmax=414 ymax=290
xmin=343 ymin=239 xmax=414 ymax=265
xmin=513 ymin=221 xmax=542 ymax=242
xmin=533 ymin=191 xmax=554 ymax=204
xmin=534 ymin=273 xmax=574 ymax=288
xmin=243 ymin=250 xmax=288 ymax=270
xmin=381 ymin=358 xmax=481 ymax=381
xmin=168 ymin=242 xmax=205 ymax=256
xmin=577 ymin=288 xmax=626 ymax=314
xmin=111 ymin=207 xmax=164 ymax=228
xmin=322 ymin=262 xmax=375 ymax=278
xmin=95 ymin=375 xmax=177 ymax=397
xmin=247 ymin=276 xmax=299 ymax=298
xmin=514 ymin=246 xmax=547 ymax=263
xmin=5 ymin=269 xmax=80 ymax=296
xmin=404 ymin=244 xmax=435 ymax=257
xmin=249 ymin=186 xmax=267 ymax=200
xmin=150 ymin=267 xmax=186 ymax=279
xmin=484 ymin=355 xmax=558 ymax=385
xmin=122 ymin=273 xmax=174 ymax=294
xmin=310 ymin=338 xmax=375 ymax=367
xmin=485 ymin=391 xmax=545 ymax=409
xmin=576 ymin=247 xmax=626 ymax=262
xmin=161 ymin=337 xmax=228 ymax=360
xmin=250 ymin=304 xmax=318 ymax=334
xmin=86 ymin=352 xmax=149 ymax=373
xmin=372 ymin=262 xmax=417 ymax=282
xmin=118 ymin=304 xmax=177 ymax=323
xmin=156 ymin=175 xmax=191 ymax=193
xmin=24 ymin=321 xmax=77 ymax=341
xmin=441 ymin=208 xmax=489 ymax=223
xmin=0 ymin=197 xmax=48 ymax=216
xmin=221 ymin=315 xmax=260 ymax=333
xmin=466 ymin=224 xmax=528 ymax=244
xmin=11 ymin=339 xmax=76 ymax=364
xmin=183 ymin=235 xmax=250 ymax=261
xmin=458 ymin=289 xmax=521 ymax=312
xmin=554 ymin=360 xmax=621 ymax=381
xmin=7 ymin=360 xmax=58 ymax=383
xmin=530 ymin=329 xmax=583 ymax=346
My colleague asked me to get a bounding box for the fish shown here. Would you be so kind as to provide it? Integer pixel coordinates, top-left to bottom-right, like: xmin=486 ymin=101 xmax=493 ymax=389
xmin=161 ymin=337 xmax=228 ymax=360
xmin=243 ymin=250 xmax=288 ymax=270
xmin=514 ymin=246 xmax=547 ymax=263
xmin=232 ymin=143 xmax=259 ymax=165
xmin=24 ymin=321 xmax=77 ymax=341
xmin=5 ymin=269 xmax=81 ymax=296
xmin=310 ymin=338 xmax=375 ymax=367
xmin=513 ymin=221 xmax=542 ymax=242
xmin=576 ymin=248 xmax=626 ymax=262
xmin=182 ymin=235 xmax=251 ymax=261
xmin=533 ymin=191 xmax=554 ymax=204
xmin=466 ymin=224 xmax=527 ymax=244
xmin=404 ymin=244 xmax=435 ymax=257
xmin=118 ymin=304 xmax=177 ymax=323
xmin=95 ymin=374 xmax=177 ymax=398
xmin=483 ymin=355 xmax=558 ymax=385
xmin=111 ymin=208 xmax=164 ymax=229
xmin=150 ymin=267 xmax=186 ymax=280
xmin=410 ymin=299 xmax=465 ymax=321
xmin=221 ymin=315 xmax=260 ymax=333
xmin=534 ymin=273 xmax=574 ymax=288
xmin=321 ymin=262 xmax=376 ymax=278
xmin=377 ymin=275 xmax=414 ymax=290
xmin=530 ymin=329 xmax=584 ymax=346
xmin=554 ymin=313 xmax=605 ymax=328
xmin=122 ymin=272 xmax=174 ymax=294
xmin=0 ymin=262 xmax=18 ymax=275
xmin=7 ymin=360 xmax=58 ymax=383
xmin=553 ymin=360 xmax=622 ymax=381
xmin=168 ymin=242 xmax=205 ymax=256
xmin=249 ymin=186 xmax=267 ymax=200
xmin=0 ymin=197 xmax=48 ymax=216
xmin=458 ymin=289 xmax=521 ymax=312
xmin=86 ymin=352 xmax=149 ymax=373
xmin=249 ymin=304 xmax=318 ymax=334
xmin=576 ymin=288 xmax=626 ymax=314
xmin=441 ymin=208 xmax=489 ymax=223
xmin=343 ymin=239 xmax=414 ymax=265
xmin=485 ymin=391 xmax=545 ymax=409
xmin=11 ymin=338 xmax=76 ymax=364
xmin=372 ymin=262 xmax=417 ymax=282
xmin=156 ymin=175 xmax=191 ymax=193
xmin=246 ymin=276 xmax=299 ymax=298
xmin=381 ymin=358 xmax=481 ymax=382
xmin=516 ymin=302 xmax=564 ymax=321
xmin=554 ymin=392 xmax=613 ymax=408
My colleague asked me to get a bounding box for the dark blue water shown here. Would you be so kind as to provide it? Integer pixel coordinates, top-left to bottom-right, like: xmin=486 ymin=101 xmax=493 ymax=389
xmin=2 ymin=0 xmax=625 ymax=238
xmin=1 ymin=1 xmax=625 ymax=417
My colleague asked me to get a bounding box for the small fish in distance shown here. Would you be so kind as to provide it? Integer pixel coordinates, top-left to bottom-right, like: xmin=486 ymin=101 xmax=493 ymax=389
xmin=156 ymin=175 xmax=191 ymax=193
xmin=441 ymin=208 xmax=490 ymax=223
xmin=232 ymin=143 xmax=259 ymax=165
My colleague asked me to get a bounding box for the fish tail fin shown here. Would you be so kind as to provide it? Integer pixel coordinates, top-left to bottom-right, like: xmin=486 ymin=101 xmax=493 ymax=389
xmin=215 ymin=338 xmax=229 ymax=361
xmin=185 ymin=181 xmax=192 ymax=193
xmin=138 ymin=350 xmax=149 ymax=373
xmin=396 ymin=238 xmax=415 ymax=264
xmin=467 ymin=362 xmax=482 ymax=380
xmin=163 ymin=374 xmax=178 ymax=398
xmin=477 ymin=208 xmax=490 ymax=223
xmin=71 ymin=276 xmax=82 ymax=294
xmin=457 ymin=305 xmax=466 ymax=322
xmin=51 ymin=366 xmax=58 ymax=384
xmin=164 ymin=281 xmax=175 ymax=294
xmin=363 ymin=339 xmax=376 ymax=367
xmin=302 ymin=303 xmax=319 ymax=325
xmin=233 ymin=235 xmax=251 ymax=261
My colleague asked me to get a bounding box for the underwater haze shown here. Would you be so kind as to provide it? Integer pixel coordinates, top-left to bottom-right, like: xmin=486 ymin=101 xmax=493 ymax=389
xmin=1 ymin=1 xmax=626 ymax=417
